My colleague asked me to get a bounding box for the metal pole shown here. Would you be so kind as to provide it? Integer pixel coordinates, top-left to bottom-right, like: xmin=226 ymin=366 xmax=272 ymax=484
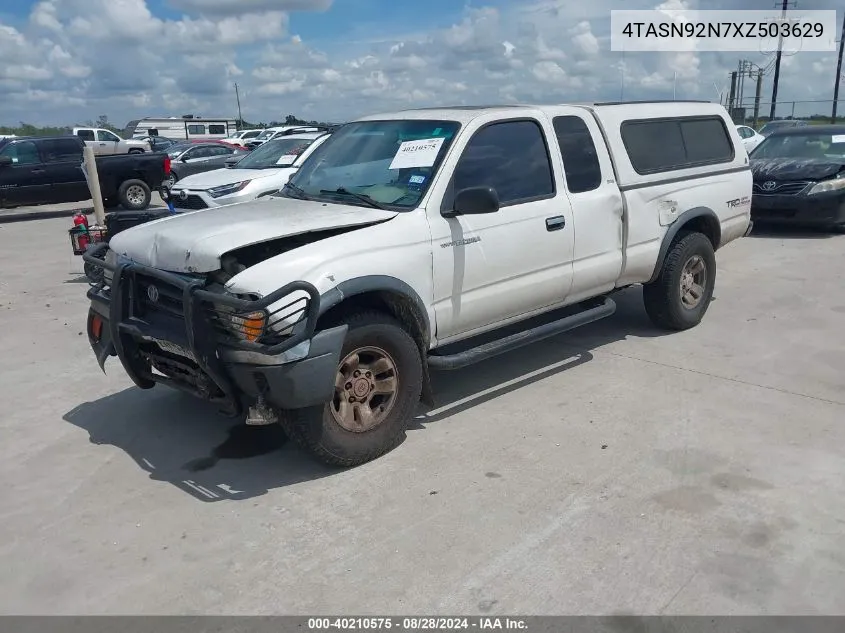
xmin=832 ymin=11 xmax=845 ymax=123
xmin=235 ymin=83 xmax=243 ymax=129
xmin=753 ymin=70 xmax=763 ymax=128
xmin=769 ymin=0 xmax=789 ymax=120
xmin=673 ymin=72 xmax=677 ymax=100
xmin=728 ymin=71 xmax=738 ymax=113
xmin=82 ymin=145 xmax=105 ymax=226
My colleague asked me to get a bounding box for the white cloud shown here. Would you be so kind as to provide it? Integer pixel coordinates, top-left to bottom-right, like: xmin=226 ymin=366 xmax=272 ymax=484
xmin=0 ymin=0 xmax=842 ymax=127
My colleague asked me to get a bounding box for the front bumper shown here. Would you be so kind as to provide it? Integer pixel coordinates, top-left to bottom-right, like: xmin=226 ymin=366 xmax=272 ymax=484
xmin=751 ymin=190 xmax=845 ymax=227
xmin=83 ymin=243 xmax=346 ymax=416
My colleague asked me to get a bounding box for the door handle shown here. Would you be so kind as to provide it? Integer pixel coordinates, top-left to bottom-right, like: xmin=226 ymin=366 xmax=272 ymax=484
xmin=32 ymin=168 xmax=46 ymax=174
xmin=545 ymin=215 xmax=566 ymax=231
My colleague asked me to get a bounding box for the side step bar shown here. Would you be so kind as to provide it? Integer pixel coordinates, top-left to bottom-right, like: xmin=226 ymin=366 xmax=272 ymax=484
xmin=427 ymin=297 xmax=616 ymax=371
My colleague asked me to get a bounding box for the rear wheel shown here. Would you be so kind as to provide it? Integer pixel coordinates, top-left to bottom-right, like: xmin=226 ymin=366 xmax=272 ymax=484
xmin=643 ymin=231 xmax=716 ymax=331
xmin=279 ymin=311 xmax=423 ymax=467
xmin=128 ymin=148 xmax=144 ymax=155
xmin=163 ymin=173 xmax=177 ymax=189
xmin=118 ymin=179 xmax=151 ymax=211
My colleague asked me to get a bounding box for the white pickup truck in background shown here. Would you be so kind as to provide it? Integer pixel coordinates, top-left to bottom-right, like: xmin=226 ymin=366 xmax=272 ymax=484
xmin=83 ymin=100 xmax=752 ymax=468
xmin=73 ymin=128 xmax=150 ymax=155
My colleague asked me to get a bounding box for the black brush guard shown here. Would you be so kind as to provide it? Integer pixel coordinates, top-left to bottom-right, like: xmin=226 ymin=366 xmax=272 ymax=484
xmin=83 ymin=242 xmax=322 ymax=416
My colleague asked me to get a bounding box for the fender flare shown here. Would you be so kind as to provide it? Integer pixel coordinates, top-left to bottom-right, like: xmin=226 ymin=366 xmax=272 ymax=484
xmin=318 ymin=275 xmax=434 ymax=406
xmin=647 ymin=206 xmax=722 ymax=284
xmin=318 ymin=275 xmax=431 ymax=345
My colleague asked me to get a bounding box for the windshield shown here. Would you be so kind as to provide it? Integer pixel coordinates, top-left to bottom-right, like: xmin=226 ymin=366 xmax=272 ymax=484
xmin=234 ymin=137 xmax=319 ymax=169
xmin=750 ymin=133 xmax=845 ymax=160
xmin=280 ymin=119 xmax=460 ymax=209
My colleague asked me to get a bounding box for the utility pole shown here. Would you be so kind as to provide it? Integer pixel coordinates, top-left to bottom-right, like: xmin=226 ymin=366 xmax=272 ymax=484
xmin=235 ymin=83 xmax=243 ymax=129
xmin=753 ymin=69 xmax=764 ymax=128
xmin=768 ymin=0 xmax=791 ymax=120
xmin=728 ymin=71 xmax=738 ymax=114
xmin=832 ymin=11 xmax=844 ymax=124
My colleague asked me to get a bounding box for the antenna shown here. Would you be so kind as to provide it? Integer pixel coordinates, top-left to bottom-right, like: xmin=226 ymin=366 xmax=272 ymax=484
xmin=235 ymin=83 xmax=244 ymax=130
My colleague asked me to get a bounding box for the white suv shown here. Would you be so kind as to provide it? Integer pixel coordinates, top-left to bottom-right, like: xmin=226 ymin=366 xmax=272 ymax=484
xmin=168 ymin=132 xmax=330 ymax=210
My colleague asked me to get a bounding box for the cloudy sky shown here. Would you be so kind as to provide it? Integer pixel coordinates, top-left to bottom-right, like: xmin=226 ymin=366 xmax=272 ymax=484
xmin=0 ymin=0 xmax=841 ymax=127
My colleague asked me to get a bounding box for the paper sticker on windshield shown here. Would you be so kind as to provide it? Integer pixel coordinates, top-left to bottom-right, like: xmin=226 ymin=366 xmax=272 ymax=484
xmin=276 ymin=154 xmax=298 ymax=165
xmin=409 ymin=175 xmax=426 ymax=184
xmin=832 ymin=135 xmax=845 ymax=144
xmin=390 ymin=137 xmax=445 ymax=170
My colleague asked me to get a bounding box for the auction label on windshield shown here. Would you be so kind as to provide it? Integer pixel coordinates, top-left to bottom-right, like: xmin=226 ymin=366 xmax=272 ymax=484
xmin=277 ymin=154 xmax=298 ymax=165
xmin=390 ymin=137 xmax=445 ymax=170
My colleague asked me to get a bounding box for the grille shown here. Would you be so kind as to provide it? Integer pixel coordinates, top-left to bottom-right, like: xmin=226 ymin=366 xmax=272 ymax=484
xmin=172 ymin=194 xmax=208 ymax=210
xmin=752 ymin=180 xmax=812 ymax=196
xmin=133 ymin=274 xmax=185 ymax=319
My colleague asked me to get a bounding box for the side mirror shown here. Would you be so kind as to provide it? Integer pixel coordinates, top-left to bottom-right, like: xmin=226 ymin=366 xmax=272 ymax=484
xmin=444 ymin=186 xmax=499 ymax=217
xmin=0 ymin=156 xmax=12 ymax=167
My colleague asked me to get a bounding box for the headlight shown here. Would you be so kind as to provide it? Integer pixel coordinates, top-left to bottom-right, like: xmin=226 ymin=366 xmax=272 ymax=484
xmin=206 ymin=180 xmax=252 ymax=198
xmin=213 ymin=305 xmax=267 ymax=342
xmin=808 ymin=174 xmax=845 ymax=195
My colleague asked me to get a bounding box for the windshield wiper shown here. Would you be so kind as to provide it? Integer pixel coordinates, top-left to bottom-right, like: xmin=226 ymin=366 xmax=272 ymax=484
xmin=282 ymin=181 xmax=310 ymax=200
xmin=319 ymin=187 xmax=388 ymax=210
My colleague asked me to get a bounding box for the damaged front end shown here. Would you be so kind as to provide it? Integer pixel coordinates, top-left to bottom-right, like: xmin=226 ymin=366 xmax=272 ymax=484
xmin=83 ymin=242 xmax=347 ymax=418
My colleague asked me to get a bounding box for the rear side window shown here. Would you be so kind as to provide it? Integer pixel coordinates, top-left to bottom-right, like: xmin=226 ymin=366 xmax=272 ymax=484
xmin=40 ymin=139 xmax=83 ymax=163
xmin=552 ymin=116 xmax=602 ymax=193
xmin=621 ymin=116 xmax=734 ymax=174
xmin=208 ymin=124 xmax=226 ymax=135
xmin=453 ymin=119 xmax=554 ymax=206
xmin=76 ymin=129 xmax=95 ymax=141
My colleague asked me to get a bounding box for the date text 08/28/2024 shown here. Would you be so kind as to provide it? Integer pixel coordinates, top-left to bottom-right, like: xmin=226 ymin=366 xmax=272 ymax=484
xmin=307 ymin=617 xmax=528 ymax=630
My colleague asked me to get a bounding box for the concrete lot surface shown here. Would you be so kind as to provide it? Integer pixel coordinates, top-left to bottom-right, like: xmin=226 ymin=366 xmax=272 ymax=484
xmin=0 ymin=218 xmax=844 ymax=615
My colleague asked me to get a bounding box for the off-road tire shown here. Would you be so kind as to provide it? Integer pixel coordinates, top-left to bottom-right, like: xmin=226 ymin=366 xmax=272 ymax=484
xmin=643 ymin=231 xmax=716 ymax=331
xmin=118 ymin=179 xmax=151 ymax=211
xmin=279 ymin=311 xmax=423 ymax=467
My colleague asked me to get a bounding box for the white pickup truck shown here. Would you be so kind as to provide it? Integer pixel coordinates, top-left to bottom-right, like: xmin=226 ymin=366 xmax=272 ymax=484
xmin=83 ymin=101 xmax=752 ymax=467
xmin=73 ymin=128 xmax=150 ymax=155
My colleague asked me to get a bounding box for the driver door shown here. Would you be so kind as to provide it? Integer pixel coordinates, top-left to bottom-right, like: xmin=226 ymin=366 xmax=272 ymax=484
xmin=427 ymin=116 xmax=575 ymax=342
xmin=96 ymin=130 xmax=118 ymax=155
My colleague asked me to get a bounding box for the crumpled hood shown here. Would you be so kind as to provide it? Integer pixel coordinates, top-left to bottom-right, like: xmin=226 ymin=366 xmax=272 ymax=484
xmin=173 ymin=167 xmax=295 ymax=190
xmin=750 ymin=157 xmax=845 ymax=181
xmin=108 ymin=197 xmax=399 ymax=273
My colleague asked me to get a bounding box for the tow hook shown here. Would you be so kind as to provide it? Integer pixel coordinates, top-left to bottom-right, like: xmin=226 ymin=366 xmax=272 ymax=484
xmin=245 ymin=394 xmax=278 ymax=426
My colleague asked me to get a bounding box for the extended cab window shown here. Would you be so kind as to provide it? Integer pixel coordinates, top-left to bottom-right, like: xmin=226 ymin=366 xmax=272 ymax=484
xmin=552 ymin=116 xmax=602 ymax=193
xmin=621 ymin=116 xmax=734 ymax=174
xmin=0 ymin=141 xmax=41 ymax=165
xmin=453 ymin=120 xmax=554 ymax=205
xmin=40 ymin=139 xmax=83 ymax=163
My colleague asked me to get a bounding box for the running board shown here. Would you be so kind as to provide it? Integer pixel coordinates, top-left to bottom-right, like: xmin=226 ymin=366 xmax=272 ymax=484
xmin=427 ymin=297 xmax=616 ymax=371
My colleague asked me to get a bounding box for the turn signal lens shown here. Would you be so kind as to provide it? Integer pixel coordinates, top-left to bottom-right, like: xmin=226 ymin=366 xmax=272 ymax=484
xmin=231 ymin=311 xmax=266 ymax=342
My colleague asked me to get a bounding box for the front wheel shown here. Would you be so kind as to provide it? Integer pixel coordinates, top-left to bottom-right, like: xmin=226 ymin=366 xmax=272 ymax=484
xmin=279 ymin=311 xmax=423 ymax=467
xmin=643 ymin=231 xmax=716 ymax=331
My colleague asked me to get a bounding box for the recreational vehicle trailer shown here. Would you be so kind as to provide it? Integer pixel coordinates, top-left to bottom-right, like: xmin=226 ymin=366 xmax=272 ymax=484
xmin=124 ymin=116 xmax=238 ymax=141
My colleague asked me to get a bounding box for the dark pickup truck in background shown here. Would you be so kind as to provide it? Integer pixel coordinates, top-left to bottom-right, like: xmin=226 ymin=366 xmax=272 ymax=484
xmin=0 ymin=136 xmax=170 ymax=211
